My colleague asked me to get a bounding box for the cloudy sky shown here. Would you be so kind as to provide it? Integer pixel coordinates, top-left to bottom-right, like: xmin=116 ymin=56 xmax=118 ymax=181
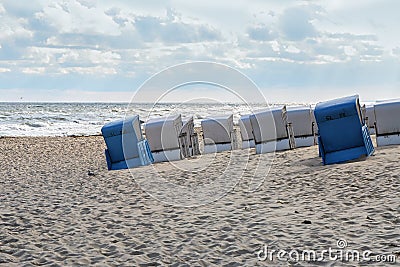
xmin=0 ymin=0 xmax=399 ymax=103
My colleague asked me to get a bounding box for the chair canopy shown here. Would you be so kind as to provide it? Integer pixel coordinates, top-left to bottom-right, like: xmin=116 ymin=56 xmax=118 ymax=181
xmin=238 ymin=114 xmax=254 ymax=141
xmin=102 ymin=115 xmax=143 ymax=164
xmin=287 ymin=106 xmax=314 ymax=138
xmin=315 ymin=95 xmax=364 ymax=154
xmin=374 ymin=100 xmax=400 ymax=136
xmin=201 ymin=114 xmax=233 ymax=145
xmin=250 ymin=106 xmax=288 ymax=144
xmin=365 ymin=105 xmax=376 ymax=129
xmin=101 ymin=115 xmax=154 ymax=170
xmin=144 ymin=115 xmax=182 ymax=152
xmin=314 ymin=95 xmax=374 ymax=165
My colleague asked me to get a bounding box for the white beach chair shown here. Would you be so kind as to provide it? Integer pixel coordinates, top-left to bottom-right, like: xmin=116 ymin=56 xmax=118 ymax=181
xmin=374 ymin=100 xmax=400 ymax=146
xmin=311 ymin=106 xmax=319 ymax=136
xmin=250 ymin=106 xmax=296 ymax=154
xmin=239 ymin=114 xmax=255 ymax=149
xmin=144 ymin=115 xmax=183 ymax=163
xmin=365 ymin=104 xmax=376 ymax=135
xmin=287 ymin=106 xmax=316 ymax=148
xmin=201 ymin=114 xmax=235 ymax=154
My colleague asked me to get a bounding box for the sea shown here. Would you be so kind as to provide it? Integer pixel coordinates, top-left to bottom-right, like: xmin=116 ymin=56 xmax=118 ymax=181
xmin=0 ymin=100 xmax=380 ymax=137
xmin=0 ymin=102 xmax=285 ymax=137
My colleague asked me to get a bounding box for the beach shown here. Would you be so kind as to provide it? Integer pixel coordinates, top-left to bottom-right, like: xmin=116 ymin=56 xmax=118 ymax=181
xmin=0 ymin=136 xmax=399 ymax=266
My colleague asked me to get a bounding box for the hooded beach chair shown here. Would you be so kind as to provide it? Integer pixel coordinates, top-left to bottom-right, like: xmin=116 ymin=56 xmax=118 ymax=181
xmin=314 ymin=95 xmax=374 ymax=165
xmin=101 ymin=116 xmax=153 ymax=170
xmin=287 ymin=106 xmax=316 ymax=148
xmin=179 ymin=117 xmax=201 ymax=158
xmin=201 ymin=114 xmax=235 ymax=154
xmin=239 ymin=114 xmax=255 ymax=149
xmin=365 ymin=104 xmax=376 ymax=135
xmin=144 ymin=115 xmax=184 ymax=163
xmin=311 ymin=106 xmax=319 ymax=136
xmin=374 ymin=99 xmax=400 ymax=146
xmin=249 ymin=106 xmax=296 ymax=154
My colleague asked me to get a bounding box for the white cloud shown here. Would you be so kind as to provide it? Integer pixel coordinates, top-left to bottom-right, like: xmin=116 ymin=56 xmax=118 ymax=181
xmin=0 ymin=67 xmax=11 ymax=73
xmin=0 ymin=16 xmax=33 ymax=42
xmin=58 ymin=50 xmax=121 ymax=66
xmin=392 ymin=47 xmax=400 ymax=56
xmin=60 ymin=66 xmax=117 ymax=75
xmin=0 ymin=0 xmax=399 ymax=102
xmin=21 ymin=67 xmax=46 ymax=74
xmin=76 ymin=0 xmax=96 ymax=9
xmin=246 ymin=24 xmax=276 ymax=41
xmin=278 ymin=6 xmax=317 ymax=41
xmin=34 ymin=1 xmax=121 ymax=35
xmin=0 ymin=3 xmax=5 ymax=14
xmin=344 ymin=46 xmax=357 ymax=57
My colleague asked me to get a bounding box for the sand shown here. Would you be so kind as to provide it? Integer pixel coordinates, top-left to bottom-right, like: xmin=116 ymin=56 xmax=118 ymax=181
xmin=0 ymin=136 xmax=399 ymax=266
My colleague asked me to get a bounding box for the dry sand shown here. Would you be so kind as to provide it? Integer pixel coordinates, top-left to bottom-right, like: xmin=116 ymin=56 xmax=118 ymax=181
xmin=0 ymin=136 xmax=399 ymax=266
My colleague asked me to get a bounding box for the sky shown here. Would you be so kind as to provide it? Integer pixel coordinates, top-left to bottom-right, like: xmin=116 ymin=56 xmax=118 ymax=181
xmin=0 ymin=0 xmax=399 ymax=103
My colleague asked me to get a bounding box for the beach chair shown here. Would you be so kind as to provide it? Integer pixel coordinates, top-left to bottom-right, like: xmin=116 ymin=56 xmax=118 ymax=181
xmin=179 ymin=117 xmax=201 ymax=158
xmin=201 ymin=114 xmax=236 ymax=154
xmin=101 ymin=116 xmax=153 ymax=170
xmin=314 ymin=95 xmax=374 ymax=165
xmin=374 ymin=100 xmax=400 ymax=146
xmin=250 ymin=106 xmax=296 ymax=154
xmin=287 ymin=106 xmax=316 ymax=148
xmin=365 ymin=104 xmax=376 ymax=135
xmin=311 ymin=106 xmax=319 ymax=136
xmin=239 ymin=114 xmax=255 ymax=149
xmin=144 ymin=115 xmax=184 ymax=163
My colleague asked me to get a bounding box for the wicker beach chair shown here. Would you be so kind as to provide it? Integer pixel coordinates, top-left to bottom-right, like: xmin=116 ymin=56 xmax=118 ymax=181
xmin=201 ymin=114 xmax=237 ymax=154
xmin=314 ymin=95 xmax=374 ymax=165
xmin=374 ymin=99 xmax=400 ymax=147
xmin=250 ymin=106 xmax=296 ymax=154
xmin=101 ymin=116 xmax=153 ymax=170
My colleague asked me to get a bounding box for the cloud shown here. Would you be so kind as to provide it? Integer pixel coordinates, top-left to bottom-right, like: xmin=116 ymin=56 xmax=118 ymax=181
xmin=76 ymin=0 xmax=97 ymax=9
xmin=107 ymin=8 xmax=222 ymax=44
xmin=0 ymin=14 xmax=33 ymax=43
xmin=246 ymin=24 xmax=276 ymax=41
xmin=34 ymin=1 xmax=121 ymax=35
xmin=0 ymin=67 xmax=11 ymax=73
xmin=57 ymin=49 xmax=121 ymax=67
xmin=278 ymin=6 xmax=317 ymax=41
xmin=0 ymin=1 xmax=399 ymax=102
xmin=392 ymin=47 xmax=400 ymax=56
xmin=326 ymin=32 xmax=377 ymax=42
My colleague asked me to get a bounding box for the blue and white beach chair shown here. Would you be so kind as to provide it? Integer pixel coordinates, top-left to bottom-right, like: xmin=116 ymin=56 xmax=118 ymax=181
xmin=101 ymin=116 xmax=153 ymax=170
xmin=314 ymin=95 xmax=374 ymax=165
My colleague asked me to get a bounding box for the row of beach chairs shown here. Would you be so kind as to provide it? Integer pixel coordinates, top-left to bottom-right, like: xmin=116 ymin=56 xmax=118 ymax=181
xmin=101 ymin=95 xmax=399 ymax=170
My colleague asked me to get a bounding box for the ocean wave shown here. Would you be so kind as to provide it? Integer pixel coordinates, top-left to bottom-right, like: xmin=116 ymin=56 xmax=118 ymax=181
xmin=24 ymin=122 xmax=47 ymax=128
xmin=0 ymin=102 xmax=310 ymax=137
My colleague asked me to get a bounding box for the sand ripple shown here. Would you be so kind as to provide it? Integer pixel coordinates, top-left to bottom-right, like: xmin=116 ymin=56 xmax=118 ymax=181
xmin=0 ymin=136 xmax=399 ymax=266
